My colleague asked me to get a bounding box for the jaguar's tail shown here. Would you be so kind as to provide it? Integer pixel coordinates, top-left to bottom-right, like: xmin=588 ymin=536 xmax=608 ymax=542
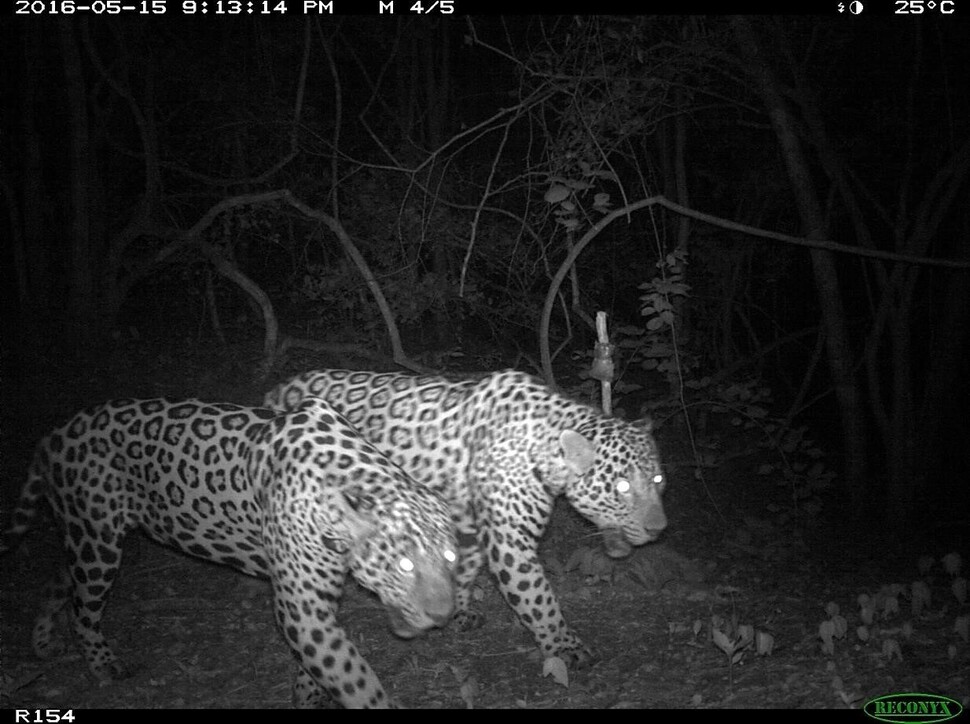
xmin=0 ymin=443 xmax=51 ymax=555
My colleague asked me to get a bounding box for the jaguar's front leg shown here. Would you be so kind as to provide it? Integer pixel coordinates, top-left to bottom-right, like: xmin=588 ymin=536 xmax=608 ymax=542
xmin=484 ymin=524 xmax=596 ymax=668
xmin=451 ymin=506 xmax=486 ymax=632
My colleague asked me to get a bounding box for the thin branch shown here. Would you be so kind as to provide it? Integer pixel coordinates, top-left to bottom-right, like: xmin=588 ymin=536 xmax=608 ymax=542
xmin=540 ymin=195 xmax=970 ymax=388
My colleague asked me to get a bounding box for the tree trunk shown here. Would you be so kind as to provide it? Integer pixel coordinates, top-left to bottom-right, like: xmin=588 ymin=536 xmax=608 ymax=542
xmin=894 ymin=264 xmax=970 ymax=522
xmin=20 ymin=23 xmax=52 ymax=323
xmin=732 ymin=17 xmax=870 ymax=511
xmin=884 ymin=267 xmax=917 ymax=521
xmin=422 ymin=20 xmax=456 ymax=348
xmin=58 ymin=19 xmax=99 ymax=343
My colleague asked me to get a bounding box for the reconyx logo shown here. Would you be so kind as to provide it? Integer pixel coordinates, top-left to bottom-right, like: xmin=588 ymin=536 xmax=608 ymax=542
xmin=864 ymin=693 xmax=963 ymax=724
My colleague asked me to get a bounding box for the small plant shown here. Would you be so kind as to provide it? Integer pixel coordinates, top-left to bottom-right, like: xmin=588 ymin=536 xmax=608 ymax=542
xmin=912 ymin=580 xmax=932 ymax=617
xmin=831 ymin=675 xmax=865 ymax=708
xmin=661 ymin=376 xmax=837 ymax=518
xmin=943 ymin=552 xmax=967 ymax=605
xmin=708 ymin=614 xmax=774 ymax=683
xmin=825 ymin=552 xmax=968 ymax=668
xmin=616 ymin=249 xmax=698 ymax=390
xmin=819 ymin=601 xmax=848 ymax=655
xmin=639 ymin=249 xmax=691 ymax=332
xmin=954 ymin=616 xmax=969 ymax=644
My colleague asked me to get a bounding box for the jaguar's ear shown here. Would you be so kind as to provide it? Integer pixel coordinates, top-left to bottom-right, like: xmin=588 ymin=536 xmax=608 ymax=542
xmin=559 ymin=430 xmax=596 ymax=476
xmin=294 ymin=398 xmax=329 ymax=418
xmin=320 ymin=487 xmax=379 ymax=545
xmin=636 ymin=416 xmax=654 ymax=433
xmin=341 ymin=492 xmax=380 ymax=543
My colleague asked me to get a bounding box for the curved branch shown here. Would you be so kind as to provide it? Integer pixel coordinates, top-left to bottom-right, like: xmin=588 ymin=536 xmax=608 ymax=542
xmin=279 ymin=191 xmax=425 ymax=372
xmin=539 ymin=195 xmax=970 ymax=388
xmin=198 ymin=240 xmax=278 ymax=379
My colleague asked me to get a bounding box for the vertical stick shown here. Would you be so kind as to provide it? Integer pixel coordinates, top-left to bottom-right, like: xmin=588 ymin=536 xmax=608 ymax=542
xmin=592 ymin=312 xmax=615 ymax=416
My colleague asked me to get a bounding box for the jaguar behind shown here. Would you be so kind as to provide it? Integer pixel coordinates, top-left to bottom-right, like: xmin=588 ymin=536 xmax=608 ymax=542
xmin=264 ymin=369 xmax=667 ymax=667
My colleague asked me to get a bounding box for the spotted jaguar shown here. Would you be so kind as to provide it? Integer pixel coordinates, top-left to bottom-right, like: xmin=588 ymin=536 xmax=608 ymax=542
xmin=264 ymin=369 xmax=667 ymax=667
xmin=1 ymin=398 xmax=458 ymax=708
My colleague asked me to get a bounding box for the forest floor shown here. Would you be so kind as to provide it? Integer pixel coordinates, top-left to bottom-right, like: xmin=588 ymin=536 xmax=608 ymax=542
xmin=1 ymin=335 xmax=967 ymax=710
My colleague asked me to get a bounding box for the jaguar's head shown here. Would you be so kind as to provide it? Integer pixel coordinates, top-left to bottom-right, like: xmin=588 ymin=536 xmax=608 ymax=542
xmin=560 ymin=417 xmax=667 ymax=558
xmin=346 ymin=483 xmax=458 ymax=638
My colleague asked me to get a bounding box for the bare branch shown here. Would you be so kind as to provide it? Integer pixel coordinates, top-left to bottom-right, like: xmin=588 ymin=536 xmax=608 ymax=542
xmin=540 ymin=194 xmax=970 ymax=387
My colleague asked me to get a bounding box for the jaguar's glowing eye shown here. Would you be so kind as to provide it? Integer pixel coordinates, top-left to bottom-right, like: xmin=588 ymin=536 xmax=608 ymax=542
xmin=444 ymin=549 xmax=457 ymax=564
xmin=652 ymin=474 xmax=664 ymax=485
xmin=616 ymin=479 xmax=631 ymax=494
xmin=398 ymin=557 xmax=415 ymax=572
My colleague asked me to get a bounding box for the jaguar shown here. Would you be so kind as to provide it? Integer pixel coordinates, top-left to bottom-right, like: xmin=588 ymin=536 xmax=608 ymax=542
xmin=1 ymin=397 xmax=458 ymax=708
xmin=264 ymin=368 xmax=667 ymax=667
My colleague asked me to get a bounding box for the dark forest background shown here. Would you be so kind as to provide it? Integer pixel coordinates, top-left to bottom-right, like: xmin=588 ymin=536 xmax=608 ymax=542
xmin=2 ymin=14 xmax=969 ymax=530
